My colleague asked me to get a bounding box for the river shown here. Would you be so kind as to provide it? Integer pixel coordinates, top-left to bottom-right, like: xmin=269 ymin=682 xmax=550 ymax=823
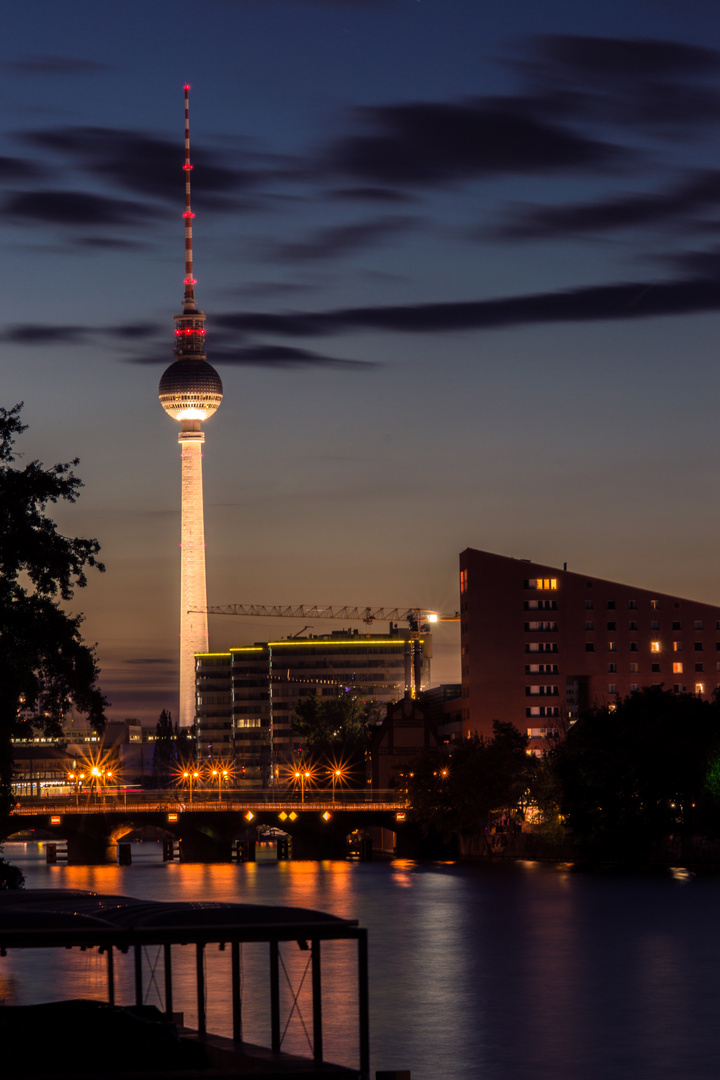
xmin=3 ymin=843 xmax=720 ymax=1079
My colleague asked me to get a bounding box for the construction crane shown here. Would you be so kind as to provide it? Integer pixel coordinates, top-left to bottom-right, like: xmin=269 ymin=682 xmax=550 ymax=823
xmin=189 ymin=604 xmax=459 ymax=699
xmin=191 ymin=604 xmax=459 ymax=626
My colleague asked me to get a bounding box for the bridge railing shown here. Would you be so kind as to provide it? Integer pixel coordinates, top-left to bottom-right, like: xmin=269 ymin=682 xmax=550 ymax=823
xmin=11 ymin=788 xmax=409 ymax=815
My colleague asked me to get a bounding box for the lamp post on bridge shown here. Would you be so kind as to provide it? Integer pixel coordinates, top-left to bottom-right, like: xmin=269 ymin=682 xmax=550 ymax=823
xmin=183 ymin=768 xmax=200 ymax=804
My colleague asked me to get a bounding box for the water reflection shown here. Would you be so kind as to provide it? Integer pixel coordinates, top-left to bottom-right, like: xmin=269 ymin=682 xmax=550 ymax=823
xmin=7 ymin=843 xmax=720 ymax=1079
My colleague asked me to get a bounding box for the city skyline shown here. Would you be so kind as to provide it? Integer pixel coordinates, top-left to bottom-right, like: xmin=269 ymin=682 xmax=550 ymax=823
xmin=3 ymin=1 xmax=720 ymax=722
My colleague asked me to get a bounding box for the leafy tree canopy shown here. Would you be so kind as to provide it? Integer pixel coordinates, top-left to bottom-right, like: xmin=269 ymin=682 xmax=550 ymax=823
xmin=554 ymin=686 xmax=720 ymax=861
xmin=398 ymin=720 xmax=534 ymax=841
xmin=0 ymin=404 xmax=107 ymax=844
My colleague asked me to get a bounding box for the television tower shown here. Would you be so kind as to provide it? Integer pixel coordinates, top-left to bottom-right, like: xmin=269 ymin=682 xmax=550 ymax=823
xmin=159 ymin=86 xmax=223 ymax=729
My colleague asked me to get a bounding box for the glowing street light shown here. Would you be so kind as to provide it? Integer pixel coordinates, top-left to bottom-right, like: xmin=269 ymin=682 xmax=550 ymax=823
xmin=327 ymin=762 xmax=349 ymax=804
xmin=182 ymin=767 xmax=200 ymax=804
xmin=68 ymin=769 xmax=84 ymax=807
xmin=293 ymin=766 xmax=312 ymax=806
xmin=210 ymin=765 xmax=230 ymax=802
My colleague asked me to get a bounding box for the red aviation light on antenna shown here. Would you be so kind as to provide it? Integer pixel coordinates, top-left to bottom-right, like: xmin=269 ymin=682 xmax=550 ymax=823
xmin=182 ymin=163 xmax=194 ymax=170
xmin=183 ymin=212 xmax=195 ymax=218
xmin=184 ymin=84 xmax=191 ymax=90
xmin=184 ymin=277 xmax=197 ymax=285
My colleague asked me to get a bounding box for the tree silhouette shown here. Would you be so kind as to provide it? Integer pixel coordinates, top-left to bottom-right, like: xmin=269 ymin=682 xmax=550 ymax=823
xmin=0 ymin=404 xmax=107 ymax=878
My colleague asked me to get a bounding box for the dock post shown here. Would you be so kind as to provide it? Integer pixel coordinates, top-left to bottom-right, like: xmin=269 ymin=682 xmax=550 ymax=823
xmin=164 ymin=942 xmax=173 ymax=1018
xmin=196 ymin=942 xmax=206 ymax=1036
xmin=312 ymin=937 xmax=323 ymax=1063
xmin=134 ymin=943 xmax=143 ymax=1007
xmin=231 ymin=940 xmax=242 ymax=1042
xmin=358 ymin=929 xmax=370 ymax=1079
xmin=106 ymin=945 xmax=115 ymax=1006
xmin=270 ymin=939 xmax=280 ymax=1052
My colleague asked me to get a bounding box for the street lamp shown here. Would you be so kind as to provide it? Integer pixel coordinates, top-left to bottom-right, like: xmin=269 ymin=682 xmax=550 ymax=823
xmin=210 ymin=766 xmax=229 ymax=802
xmin=68 ymin=769 xmax=84 ymax=807
xmin=293 ymin=767 xmax=312 ymax=806
xmin=328 ymin=763 xmax=348 ymax=805
xmin=182 ymin=768 xmax=200 ymax=804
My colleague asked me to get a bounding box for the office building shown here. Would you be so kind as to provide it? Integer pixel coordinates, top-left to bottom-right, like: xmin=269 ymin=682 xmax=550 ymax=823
xmin=196 ymin=628 xmax=431 ymax=784
xmin=459 ymin=547 xmax=720 ymax=753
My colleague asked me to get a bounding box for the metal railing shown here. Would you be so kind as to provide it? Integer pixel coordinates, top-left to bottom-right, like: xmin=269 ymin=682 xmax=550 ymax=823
xmin=11 ymin=787 xmax=408 ymax=815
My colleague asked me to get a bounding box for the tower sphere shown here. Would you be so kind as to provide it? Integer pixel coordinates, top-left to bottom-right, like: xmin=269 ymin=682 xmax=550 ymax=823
xmin=159 ymin=358 xmax=223 ymax=422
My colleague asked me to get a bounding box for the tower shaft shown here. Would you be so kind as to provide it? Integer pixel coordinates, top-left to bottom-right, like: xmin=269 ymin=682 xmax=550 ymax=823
xmin=159 ymin=86 xmax=222 ymax=734
xmin=179 ymin=424 xmax=208 ymax=727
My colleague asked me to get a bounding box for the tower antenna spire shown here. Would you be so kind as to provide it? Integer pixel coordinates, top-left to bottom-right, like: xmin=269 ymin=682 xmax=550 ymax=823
xmin=159 ymin=85 xmax=223 ymax=730
xmin=183 ymin=84 xmax=197 ymax=312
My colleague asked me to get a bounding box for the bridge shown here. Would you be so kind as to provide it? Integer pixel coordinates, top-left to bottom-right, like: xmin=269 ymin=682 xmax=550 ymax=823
xmin=9 ymin=789 xmax=417 ymax=863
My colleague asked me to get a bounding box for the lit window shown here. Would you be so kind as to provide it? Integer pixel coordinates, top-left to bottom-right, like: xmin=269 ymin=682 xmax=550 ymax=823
xmin=608 ymin=642 xmax=617 ymax=652
xmin=651 ymin=600 xmax=659 ymax=610
xmin=532 ymin=578 xmax=558 ymax=590
xmin=460 ymin=569 xmax=468 ymax=594
xmin=651 ymin=642 xmax=661 ymax=653
xmin=629 ymin=663 xmax=639 ymax=673
xmin=696 ymin=683 xmax=705 ymax=695
xmin=673 ymin=662 xmax=683 ymax=674
xmin=673 ymin=641 xmax=682 ymax=652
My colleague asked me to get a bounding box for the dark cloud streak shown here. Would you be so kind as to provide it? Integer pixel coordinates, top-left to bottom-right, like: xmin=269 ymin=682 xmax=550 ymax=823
xmin=216 ymin=277 xmax=720 ymax=337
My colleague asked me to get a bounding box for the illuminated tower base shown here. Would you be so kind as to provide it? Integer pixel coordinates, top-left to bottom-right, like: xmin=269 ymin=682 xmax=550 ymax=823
xmin=179 ymin=421 xmax=209 ymax=728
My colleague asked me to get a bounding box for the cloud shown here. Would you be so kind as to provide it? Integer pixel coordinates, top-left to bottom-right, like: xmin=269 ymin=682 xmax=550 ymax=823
xmin=259 ymin=215 xmax=420 ymax=261
xmin=537 ymin=36 xmax=720 ymax=81
xmin=215 ymin=276 xmax=720 ymax=337
xmin=124 ymin=657 xmax=173 ymax=665
xmin=214 ymin=343 xmax=373 ymax=368
xmin=0 ymin=324 xmax=91 ymax=344
xmin=0 ymin=155 xmax=47 ymax=182
xmin=322 ymin=99 xmax=620 ymax=187
xmin=108 ymin=323 xmax=161 ymax=340
xmin=126 ymin=337 xmax=371 ymax=369
xmin=492 ymin=170 xmax=720 ymax=240
xmin=4 ymin=190 xmax=154 ymax=227
xmin=8 ymin=56 xmax=110 ymax=76
xmin=21 ymin=126 xmax=245 ymax=204
xmin=328 ymin=186 xmax=419 ymax=204
xmin=519 ymin=36 xmax=720 ymax=133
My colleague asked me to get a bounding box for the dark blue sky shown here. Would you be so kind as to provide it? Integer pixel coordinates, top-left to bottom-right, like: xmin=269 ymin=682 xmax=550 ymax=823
xmin=4 ymin=0 xmax=720 ymax=720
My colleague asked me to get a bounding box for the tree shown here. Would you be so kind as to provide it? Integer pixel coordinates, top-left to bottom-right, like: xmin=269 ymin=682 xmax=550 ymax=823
xmin=0 ymin=404 xmax=107 ymax=864
xmin=554 ymin=686 xmax=720 ymax=863
xmin=152 ymin=709 xmax=177 ymax=786
xmin=398 ymin=721 xmax=534 ymax=844
xmin=291 ymin=691 xmax=380 ymax=785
